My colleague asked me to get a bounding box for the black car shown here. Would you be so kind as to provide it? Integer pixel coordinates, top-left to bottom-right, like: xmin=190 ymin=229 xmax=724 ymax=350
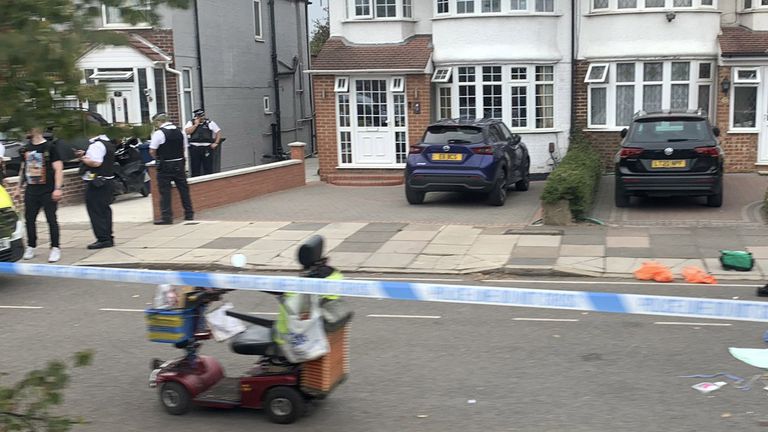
xmin=614 ymin=111 xmax=724 ymax=208
xmin=405 ymin=118 xmax=530 ymax=206
xmin=1 ymin=108 xmax=109 ymax=177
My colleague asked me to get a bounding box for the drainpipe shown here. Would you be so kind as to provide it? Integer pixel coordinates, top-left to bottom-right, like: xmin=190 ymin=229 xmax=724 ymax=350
xmin=304 ymin=0 xmax=316 ymax=154
xmin=164 ymin=63 xmax=185 ymax=124
xmin=268 ymin=0 xmax=285 ymax=160
xmin=570 ymin=0 xmax=576 ymax=136
xmin=193 ymin=0 xmax=205 ymax=109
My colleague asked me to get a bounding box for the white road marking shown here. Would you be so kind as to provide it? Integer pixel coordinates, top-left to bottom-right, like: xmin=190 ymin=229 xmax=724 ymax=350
xmin=513 ymin=318 xmax=580 ymax=322
xmin=367 ymin=314 xmax=441 ymax=319
xmin=483 ymin=279 xmax=758 ymax=288
xmin=99 ymin=308 xmax=144 ymax=312
xmin=0 ymin=305 xmax=43 ymax=309
xmin=353 ymin=277 xmax=462 ymax=282
xmin=653 ymin=321 xmax=732 ymax=327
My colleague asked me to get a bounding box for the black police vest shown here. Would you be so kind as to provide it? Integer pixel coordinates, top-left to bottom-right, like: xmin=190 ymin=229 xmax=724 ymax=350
xmin=81 ymin=139 xmax=115 ymax=177
xmin=157 ymin=127 xmax=185 ymax=160
xmin=189 ymin=121 xmax=214 ymax=143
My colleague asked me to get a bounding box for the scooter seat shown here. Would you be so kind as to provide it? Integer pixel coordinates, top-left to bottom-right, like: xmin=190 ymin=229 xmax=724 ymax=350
xmin=230 ymin=325 xmax=276 ymax=356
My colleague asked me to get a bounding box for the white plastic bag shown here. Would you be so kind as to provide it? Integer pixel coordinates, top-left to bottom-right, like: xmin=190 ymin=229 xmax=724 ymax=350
xmin=278 ymin=294 xmax=329 ymax=363
xmin=205 ymin=302 xmax=246 ymax=342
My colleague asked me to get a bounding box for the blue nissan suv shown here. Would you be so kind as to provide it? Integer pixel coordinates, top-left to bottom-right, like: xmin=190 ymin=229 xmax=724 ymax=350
xmin=405 ymin=119 xmax=530 ymax=206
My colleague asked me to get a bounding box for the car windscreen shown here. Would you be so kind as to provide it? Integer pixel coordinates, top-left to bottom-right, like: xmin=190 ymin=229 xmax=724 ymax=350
xmin=422 ymin=126 xmax=485 ymax=144
xmin=628 ymin=118 xmax=713 ymax=143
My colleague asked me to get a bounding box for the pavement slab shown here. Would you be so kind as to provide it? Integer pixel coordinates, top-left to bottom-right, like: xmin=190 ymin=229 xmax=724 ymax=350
xmin=361 ymin=253 xmax=417 ymax=268
xmin=510 ymin=246 xmax=559 ymax=258
xmin=605 ymin=236 xmax=649 ymax=248
xmin=390 ymin=230 xmax=440 ymax=241
xmin=517 ymin=235 xmax=561 ymax=248
xmin=333 ymin=241 xmax=384 ymax=253
xmin=422 ymin=244 xmax=471 ymax=255
xmin=559 ymin=244 xmax=605 ymax=257
xmin=377 ymin=240 xmax=428 ymax=254
xmin=173 ymin=248 xmax=235 ymax=263
xmin=555 ymin=256 xmax=605 ymax=273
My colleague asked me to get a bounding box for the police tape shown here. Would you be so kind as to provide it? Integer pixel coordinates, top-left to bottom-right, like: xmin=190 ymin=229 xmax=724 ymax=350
xmin=2 ymin=262 xmax=767 ymax=322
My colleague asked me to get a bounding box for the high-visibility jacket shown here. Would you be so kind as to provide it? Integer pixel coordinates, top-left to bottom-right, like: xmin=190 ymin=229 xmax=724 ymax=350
xmin=274 ymin=270 xmax=343 ymax=346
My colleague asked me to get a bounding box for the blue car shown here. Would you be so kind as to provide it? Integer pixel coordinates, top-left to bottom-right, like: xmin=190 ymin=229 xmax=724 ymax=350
xmin=405 ymin=119 xmax=530 ymax=206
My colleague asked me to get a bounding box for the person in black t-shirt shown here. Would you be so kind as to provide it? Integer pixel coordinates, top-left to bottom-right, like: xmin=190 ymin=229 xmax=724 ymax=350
xmin=14 ymin=127 xmax=64 ymax=262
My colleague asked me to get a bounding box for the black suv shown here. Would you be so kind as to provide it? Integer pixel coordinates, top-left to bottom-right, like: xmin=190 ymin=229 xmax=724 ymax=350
xmin=405 ymin=118 xmax=530 ymax=206
xmin=614 ymin=111 xmax=723 ymax=208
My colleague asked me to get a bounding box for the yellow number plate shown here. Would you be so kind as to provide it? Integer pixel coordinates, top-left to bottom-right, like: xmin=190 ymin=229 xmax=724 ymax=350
xmin=651 ymin=160 xmax=686 ymax=168
xmin=431 ymin=153 xmax=463 ymax=161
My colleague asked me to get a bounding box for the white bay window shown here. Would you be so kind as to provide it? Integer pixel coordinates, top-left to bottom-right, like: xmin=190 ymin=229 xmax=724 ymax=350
xmin=586 ymin=60 xmax=714 ymax=128
xmin=591 ymin=0 xmax=715 ymax=11
xmin=350 ymin=0 xmax=413 ymax=18
xmin=436 ymin=0 xmax=556 ymax=14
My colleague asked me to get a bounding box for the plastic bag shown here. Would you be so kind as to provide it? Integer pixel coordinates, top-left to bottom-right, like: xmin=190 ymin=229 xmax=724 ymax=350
xmin=277 ymin=294 xmax=329 ymax=363
xmin=681 ymin=266 xmax=717 ymax=284
xmin=205 ymin=302 xmax=246 ymax=342
xmin=321 ymin=298 xmax=354 ymax=333
xmin=720 ymin=250 xmax=754 ymax=271
xmin=633 ymin=260 xmax=674 ymax=283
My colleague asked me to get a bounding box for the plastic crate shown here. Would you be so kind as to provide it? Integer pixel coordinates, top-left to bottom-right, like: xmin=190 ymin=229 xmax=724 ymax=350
xmin=300 ymin=323 xmax=350 ymax=397
xmin=145 ymin=308 xmax=198 ymax=344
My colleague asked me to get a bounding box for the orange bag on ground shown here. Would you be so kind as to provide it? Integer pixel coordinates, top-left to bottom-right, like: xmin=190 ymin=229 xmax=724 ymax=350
xmin=633 ymin=261 xmax=674 ymax=283
xmin=681 ymin=266 xmax=717 ymax=284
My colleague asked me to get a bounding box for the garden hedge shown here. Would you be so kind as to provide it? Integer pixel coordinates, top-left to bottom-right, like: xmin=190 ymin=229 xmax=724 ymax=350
xmin=540 ymin=133 xmax=603 ymax=220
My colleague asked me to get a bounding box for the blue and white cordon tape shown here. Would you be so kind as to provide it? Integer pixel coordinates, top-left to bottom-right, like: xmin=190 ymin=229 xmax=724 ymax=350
xmin=1 ymin=262 xmax=767 ymax=322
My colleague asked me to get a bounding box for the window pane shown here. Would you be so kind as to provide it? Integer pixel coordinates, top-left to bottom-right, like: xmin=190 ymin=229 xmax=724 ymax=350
xmin=617 ymin=63 xmax=635 ymax=82
xmin=511 ymin=67 xmax=527 ymax=80
xmin=511 ymin=0 xmax=528 ymax=9
xmin=645 ymin=0 xmax=664 ymax=6
xmin=701 ymin=0 xmax=713 ymax=5
xmin=697 ymin=85 xmax=710 ymax=115
xmin=394 ymin=94 xmax=406 ymax=127
xmin=535 ymin=0 xmax=554 ymax=12
xmin=483 ymin=84 xmax=503 ymax=119
xmin=340 ymin=131 xmax=352 ymax=164
xmin=253 ymin=1 xmax=261 ymax=37
xmin=671 ymin=84 xmax=689 ymax=110
xmin=644 ymin=63 xmax=663 ymax=81
xmin=671 ymin=62 xmax=690 ymax=81
xmin=376 ymin=0 xmax=396 ymax=17
xmin=338 ymin=94 xmax=350 ymax=127
xmin=482 ymin=0 xmax=501 ymax=12
xmin=643 ymin=85 xmax=662 ymax=112
xmin=535 ymin=83 xmax=554 ymax=128
xmin=154 ymin=68 xmax=166 ymax=114
xmin=437 ymin=0 xmax=450 ymax=13
xmin=355 ymin=0 xmax=371 ymax=16
xmin=588 ymin=65 xmax=606 ymax=81
xmin=438 ymin=87 xmax=452 ymax=120
xmin=482 ymin=66 xmax=502 ymax=82
xmin=673 ymin=0 xmax=692 ymax=6
xmin=182 ymin=70 xmax=192 ymax=89
xmin=618 ymin=0 xmax=637 ymax=8
xmin=746 ymin=0 xmax=752 ymax=8
xmin=536 ymin=65 xmax=554 ymax=82
xmin=737 ymin=69 xmax=758 ymax=81
xmin=733 ymin=86 xmax=757 ymax=128
xmin=403 ymin=0 xmax=412 ymax=17
xmin=457 ymin=0 xmax=475 ymax=13
xmin=698 ymin=63 xmax=712 ymax=79
xmin=458 ymin=67 xmax=476 ymax=82
xmin=183 ymin=93 xmax=193 ymax=124
xmin=590 ymin=87 xmax=607 ymax=125
xmin=594 ymin=0 xmax=609 ymax=8
xmin=396 ymin=131 xmax=407 ymax=163
xmin=459 ymin=85 xmax=477 ymax=119
xmin=616 ymin=86 xmax=635 ymax=126
xmin=356 ymin=79 xmax=388 ymax=127
xmin=510 ymin=86 xmax=528 ymax=128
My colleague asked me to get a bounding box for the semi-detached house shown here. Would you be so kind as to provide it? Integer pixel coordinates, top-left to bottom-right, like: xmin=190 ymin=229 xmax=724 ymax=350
xmin=311 ymin=0 xmax=768 ymax=185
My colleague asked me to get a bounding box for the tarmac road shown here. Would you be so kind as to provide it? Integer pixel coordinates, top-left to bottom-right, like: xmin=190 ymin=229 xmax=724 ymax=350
xmin=2 ymin=275 xmax=768 ymax=431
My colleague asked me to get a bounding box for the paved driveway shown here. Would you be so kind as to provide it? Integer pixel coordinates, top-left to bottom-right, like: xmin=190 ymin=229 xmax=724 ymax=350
xmin=199 ymin=180 xmax=544 ymax=227
xmin=590 ymin=173 xmax=767 ymax=227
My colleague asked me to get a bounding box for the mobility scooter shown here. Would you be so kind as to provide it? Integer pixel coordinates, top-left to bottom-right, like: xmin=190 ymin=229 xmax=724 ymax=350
xmin=146 ymin=236 xmax=352 ymax=424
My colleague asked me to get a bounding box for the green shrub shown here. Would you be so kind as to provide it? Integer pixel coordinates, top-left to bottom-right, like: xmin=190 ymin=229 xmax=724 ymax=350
xmin=540 ymin=133 xmax=603 ymax=219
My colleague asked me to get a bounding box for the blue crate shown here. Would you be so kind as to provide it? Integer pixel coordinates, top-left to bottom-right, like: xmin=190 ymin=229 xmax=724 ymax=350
xmin=145 ymin=308 xmax=198 ymax=344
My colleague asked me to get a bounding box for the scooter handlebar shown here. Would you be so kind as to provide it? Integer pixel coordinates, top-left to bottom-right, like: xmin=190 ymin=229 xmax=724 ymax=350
xmin=225 ymin=310 xmax=275 ymax=328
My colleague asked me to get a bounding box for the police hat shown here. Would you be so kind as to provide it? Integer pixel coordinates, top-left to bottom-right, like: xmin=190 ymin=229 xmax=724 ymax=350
xmin=193 ymin=108 xmax=205 ymax=118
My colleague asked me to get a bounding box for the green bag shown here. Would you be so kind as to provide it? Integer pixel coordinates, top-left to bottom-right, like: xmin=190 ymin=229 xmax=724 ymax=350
xmin=719 ymin=250 xmax=754 ymax=271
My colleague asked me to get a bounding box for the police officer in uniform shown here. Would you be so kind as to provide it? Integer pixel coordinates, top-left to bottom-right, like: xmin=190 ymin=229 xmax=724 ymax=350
xmin=77 ymin=134 xmax=116 ymax=249
xmin=149 ymin=112 xmax=194 ymax=225
xmin=184 ymin=108 xmax=222 ymax=177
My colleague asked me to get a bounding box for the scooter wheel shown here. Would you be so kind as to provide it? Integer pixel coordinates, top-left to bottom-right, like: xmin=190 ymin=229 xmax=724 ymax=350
xmin=264 ymin=386 xmax=305 ymax=424
xmin=159 ymin=382 xmax=191 ymax=415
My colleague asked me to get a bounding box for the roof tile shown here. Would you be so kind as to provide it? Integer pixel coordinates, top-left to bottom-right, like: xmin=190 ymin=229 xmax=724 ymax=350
xmin=312 ymin=35 xmax=432 ymax=71
xmin=720 ymin=26 xmax=768 ymax=57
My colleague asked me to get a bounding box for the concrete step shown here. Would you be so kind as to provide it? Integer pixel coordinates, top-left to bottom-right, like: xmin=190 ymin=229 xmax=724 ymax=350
xmin=327 ymin=174 xmax=403 ymax=186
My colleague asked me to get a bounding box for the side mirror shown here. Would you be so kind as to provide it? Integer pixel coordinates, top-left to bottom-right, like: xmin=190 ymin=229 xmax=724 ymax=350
xmin=620 ymin=128 xmax=628 ymax=138
xmin=511 ymin=134 xmax=521 ymax=145
xmin=298 ymin=235 xmax=324 ymax=269
xmin=712 ymin=127 xmax=720 ymax=137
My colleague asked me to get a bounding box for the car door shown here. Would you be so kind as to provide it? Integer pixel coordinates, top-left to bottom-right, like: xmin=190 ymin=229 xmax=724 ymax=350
xmin=494 ymin=124 xmax=518 ymax=175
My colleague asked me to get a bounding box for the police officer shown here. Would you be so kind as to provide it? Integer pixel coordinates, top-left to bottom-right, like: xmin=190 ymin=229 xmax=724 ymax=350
xmin=77 ymin=133 xmax=116 ymax=249
xmin=149 ymin=112 xmax=194 ymax=225
xmin=184 ymin=108 xmax=222 ymax=177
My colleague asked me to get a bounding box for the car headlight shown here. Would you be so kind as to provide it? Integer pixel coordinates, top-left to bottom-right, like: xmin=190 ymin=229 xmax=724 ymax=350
xmin=11 ymin=220 xmax=23 ymax=241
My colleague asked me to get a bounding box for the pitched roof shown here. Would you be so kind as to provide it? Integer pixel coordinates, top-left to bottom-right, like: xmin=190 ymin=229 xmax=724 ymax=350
xmin=720 ymin=26 xmax=768 ymax=57
xmin=128 ymin=34 xmax=172 ymax=62
xmin=311 ymin=35 xmax=432 ymax=72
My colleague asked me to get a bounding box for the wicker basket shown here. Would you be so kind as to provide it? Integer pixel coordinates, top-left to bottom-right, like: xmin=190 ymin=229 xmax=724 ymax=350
xmin=300 ymin=323 xmax=350 ymax=397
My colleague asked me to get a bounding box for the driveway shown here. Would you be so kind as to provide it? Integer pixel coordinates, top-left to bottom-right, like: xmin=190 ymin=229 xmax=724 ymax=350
xmin=199 ymin=180 xmax=544 ymax=227
xmin=590 ymin=173 xmax=767 ymax=227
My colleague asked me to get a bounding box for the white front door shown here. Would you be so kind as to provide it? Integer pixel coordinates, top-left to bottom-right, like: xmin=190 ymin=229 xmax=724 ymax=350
xmin=100 ymin=86 xmax=137 ymax=125
xmin=353 ymin=79 xmax=394 ymax=164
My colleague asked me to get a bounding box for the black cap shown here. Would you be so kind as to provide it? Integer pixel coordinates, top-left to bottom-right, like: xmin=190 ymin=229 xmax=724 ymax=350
xmin=193 ymin=108 xmax=205 ymax=117
xmin=151 ymin=112 xmax=168 ymax=122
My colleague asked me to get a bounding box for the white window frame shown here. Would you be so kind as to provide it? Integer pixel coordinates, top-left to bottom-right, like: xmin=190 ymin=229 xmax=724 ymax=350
xmin=263 ymin=96 xmax=272 ymax=114
xmin=335 ymin=76 xmax=350 ymax=92
xmin=730 ymin=67 xmax=760 ymax=131
xmin=89 ymin=71 xmax=134 ymax=80
xmin=253 ymin=0 xmax=263 ymax=40
xmin=590 ymin=0 xmax=717 ymax=11
xmin=436 ymin=0 xmax=451 ymax=14
xmin=431 ymin=67 xmax=453 ymax=83
xmin=101 ymin=1 xmax=151 ymax=28
xmin=350 ymin=0 xmax=416 ymax=19
xmin=585 ymin=63 xmax=609 ymax=83
xmin=352 ymin=0 xmax=374 ymax=18
xmin=391 ymin=77 xmax=405 ymax=92
xmin=182 ymin=68 xmax=194 ymax=123
xmin=585 ymin=60 xmax=715 ymax=129
xmin=435 ymin=0 xmax=555 ymax=15
xmin=734 ymin=67 xmax=760 ymax=84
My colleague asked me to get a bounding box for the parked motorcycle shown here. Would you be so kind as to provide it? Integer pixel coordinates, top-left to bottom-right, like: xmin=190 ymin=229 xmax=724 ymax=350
xmin=113 ymin=137 xmax=150 ymax=197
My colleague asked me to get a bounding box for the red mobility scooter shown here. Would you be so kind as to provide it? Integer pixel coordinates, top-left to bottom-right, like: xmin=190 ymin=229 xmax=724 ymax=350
xmin=146 ymin=236 xmax=352 ymax=424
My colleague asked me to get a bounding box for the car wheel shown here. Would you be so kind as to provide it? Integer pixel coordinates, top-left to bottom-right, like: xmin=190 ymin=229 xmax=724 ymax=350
xmin=515 ymin=160 xmax=530 ymax=191
xmin=614 ymin=181 xmax=630 ymax=208
xmin=264 ymin=386 xmax=305 ymax=424
xmin=159 ymin=382 xmax=191 ymax=415
xmin=405 ymin=186 xmax=425 ymax=205
xmin=487 ymin=169 xmax=507 ymax=206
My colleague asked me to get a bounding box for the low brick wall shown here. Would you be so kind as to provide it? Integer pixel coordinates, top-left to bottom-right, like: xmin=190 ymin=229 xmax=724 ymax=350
xmin=5 ymin=168 xmax=87 ymax=210
xmin=148 ymin=142 xmax=307 ymax=221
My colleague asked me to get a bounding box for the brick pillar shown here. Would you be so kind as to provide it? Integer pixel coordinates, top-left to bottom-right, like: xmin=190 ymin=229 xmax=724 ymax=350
xmin=148 ymin=164 xmax=162 ymax=221
xmin=312 ymin=76 xmax=337 ymax=182
xmin=288 ymin=142 xmax=307 ymax=186
xmin=406 ymin=74 xmax=432 ymax=148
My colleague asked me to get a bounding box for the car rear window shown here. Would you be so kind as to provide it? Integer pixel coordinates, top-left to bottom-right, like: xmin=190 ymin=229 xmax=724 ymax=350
xmin=423 ymin=126 xmax=485 ymax=144
xmin=628 ymin=118 xmax=713 ymax=143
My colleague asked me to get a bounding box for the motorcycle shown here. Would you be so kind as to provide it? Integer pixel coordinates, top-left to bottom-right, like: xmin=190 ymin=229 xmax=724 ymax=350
xmin=113 ymin=137 xmax=150 ymax=197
